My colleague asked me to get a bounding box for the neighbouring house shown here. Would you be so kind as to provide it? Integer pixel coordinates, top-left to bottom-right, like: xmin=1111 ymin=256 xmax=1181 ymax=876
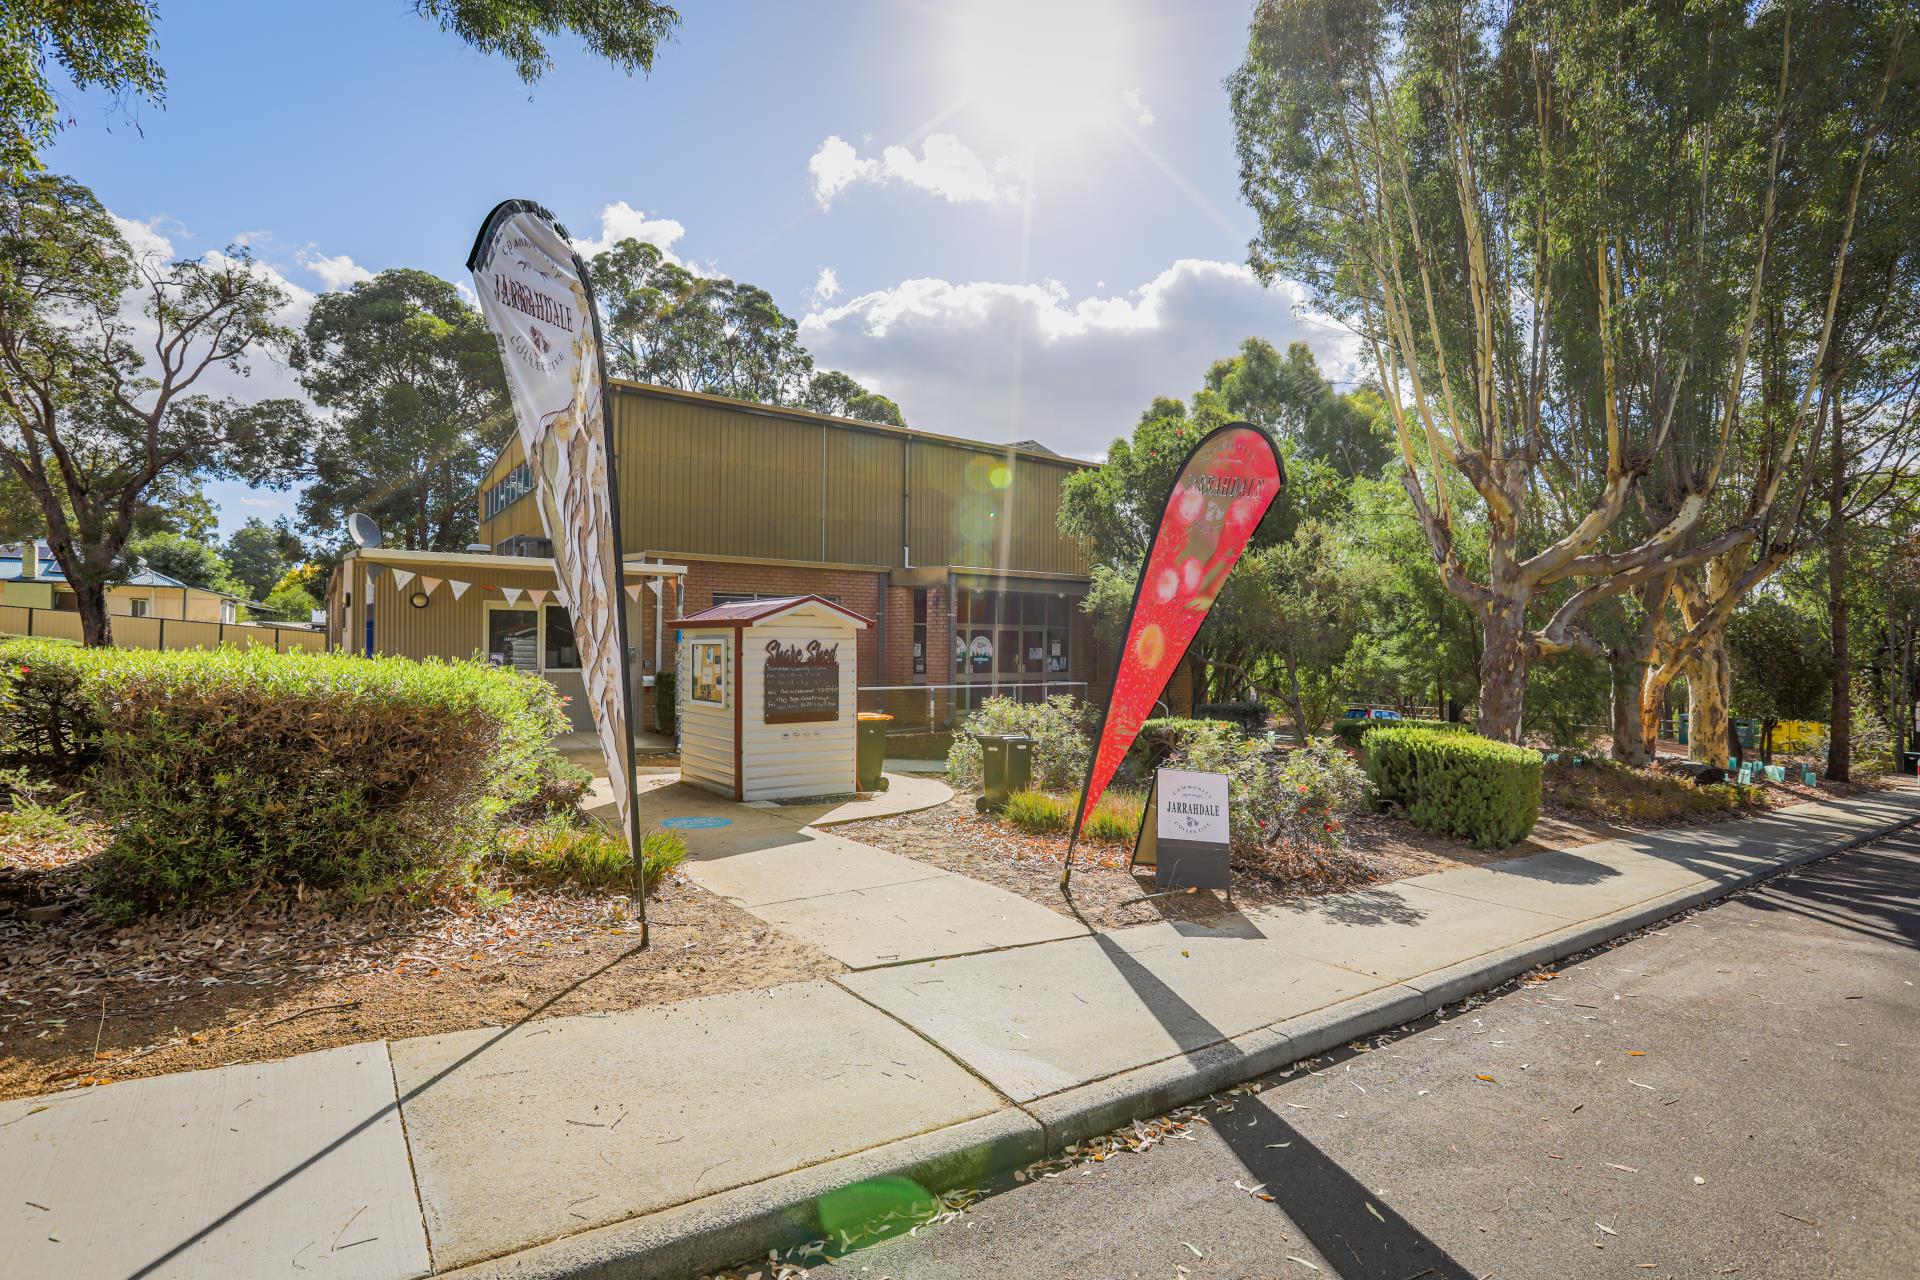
xmin=0 ymin=541 xmax=246 ymax=624
xmin=326 ymin=380 xmax=1193 ymax=731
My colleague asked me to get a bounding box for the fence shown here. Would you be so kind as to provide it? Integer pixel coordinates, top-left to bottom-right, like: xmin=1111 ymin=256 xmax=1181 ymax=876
xmin=0 ymin=604 xmax=327 ymax=654
xmin=857 ymin=680 xmax=1093 ymax=735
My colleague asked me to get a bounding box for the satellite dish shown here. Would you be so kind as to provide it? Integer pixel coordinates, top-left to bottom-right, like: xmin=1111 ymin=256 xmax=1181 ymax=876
xmin=347 ymin=513 xmax=382 ymax=549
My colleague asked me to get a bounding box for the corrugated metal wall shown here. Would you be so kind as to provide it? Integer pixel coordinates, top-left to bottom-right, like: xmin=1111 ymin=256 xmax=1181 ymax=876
xmin=477 ymin=386 xmax=1091 ymax=576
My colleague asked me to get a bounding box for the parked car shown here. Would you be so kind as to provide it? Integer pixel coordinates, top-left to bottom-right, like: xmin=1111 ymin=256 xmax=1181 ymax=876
xmin=1340 ymin=707 xmax=1403 ymax=722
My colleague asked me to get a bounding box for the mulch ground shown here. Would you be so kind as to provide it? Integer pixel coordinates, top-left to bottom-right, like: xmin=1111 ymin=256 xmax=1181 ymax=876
xmin=0 ymin=825 xmax=839 ymax=1102
xmin=839 ymin=763 xmax=1892 ymax=934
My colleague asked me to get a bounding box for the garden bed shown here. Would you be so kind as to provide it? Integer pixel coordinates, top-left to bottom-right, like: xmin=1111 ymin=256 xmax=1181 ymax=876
xmin=0 ymin=821 xmax=837 ymax=1100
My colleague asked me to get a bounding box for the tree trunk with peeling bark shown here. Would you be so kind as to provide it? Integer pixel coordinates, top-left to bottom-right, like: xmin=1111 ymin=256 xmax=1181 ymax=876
xmin=1826 ymin=399 xmax=1852 ymax=783
xmin=1686 ymin=632 xmax=1734 ymax=768
xmin=1477 ymin=577 xmax=1530 ymax=744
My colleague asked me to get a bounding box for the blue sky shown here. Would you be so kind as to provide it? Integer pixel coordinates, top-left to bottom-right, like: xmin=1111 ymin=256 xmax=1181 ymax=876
xmin=46 ymin=0 xmax=1352 ymax=538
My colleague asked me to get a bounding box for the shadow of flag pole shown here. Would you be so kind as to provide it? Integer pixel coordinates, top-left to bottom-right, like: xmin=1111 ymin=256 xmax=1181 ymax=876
xmin=1060 ymin=421 xmax=1284 ymax=891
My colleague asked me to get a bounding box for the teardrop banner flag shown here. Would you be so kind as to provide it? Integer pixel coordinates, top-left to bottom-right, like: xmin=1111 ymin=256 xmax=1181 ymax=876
xmin=468 ymin=198 xmax=650 ymax=944
xmin=1062 ymin=422 xmax=1284 ymax=887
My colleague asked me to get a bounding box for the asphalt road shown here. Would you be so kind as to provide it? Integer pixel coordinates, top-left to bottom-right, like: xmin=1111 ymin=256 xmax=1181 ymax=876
xmin=818 ymin=835 xmax=1920 ymax=1280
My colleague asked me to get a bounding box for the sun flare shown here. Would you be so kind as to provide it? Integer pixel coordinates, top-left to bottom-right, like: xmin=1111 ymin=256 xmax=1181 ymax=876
xmin=945 ymin=0 xmax=1137 ymax=144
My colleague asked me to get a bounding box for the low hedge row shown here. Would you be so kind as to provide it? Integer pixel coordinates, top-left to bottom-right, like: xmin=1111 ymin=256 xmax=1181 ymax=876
xmin=1332 ymin=716 xmax=1473 ymax=747
xmin=0 ymin=639 xmax=569 ymax=913
xmin=1362 ymin=725 xmax=1540 ymax=849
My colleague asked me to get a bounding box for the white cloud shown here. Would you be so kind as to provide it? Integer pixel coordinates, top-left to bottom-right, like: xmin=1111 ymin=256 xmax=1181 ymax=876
xmin=810 ymin=267 xmax=841 ymax=308
xmin=110 ymin=213 xmax=178 ymax=264
xmin=1123 ymin=88 xmax=1155 ymax=126
xmin=569 ymin=200 xmax=689 ymax=261
xmin=799 ymin=259 xmax=1359 ymax=457
xmin=296 ymin=249 xmax=373 ymax=291
xmin=808 ymin=133 xmax=1024 ymax=209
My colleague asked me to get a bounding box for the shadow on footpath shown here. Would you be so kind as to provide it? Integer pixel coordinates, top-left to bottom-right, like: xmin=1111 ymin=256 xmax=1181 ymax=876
xmin=1067 ymin=889 xmax=1475 ymax=1280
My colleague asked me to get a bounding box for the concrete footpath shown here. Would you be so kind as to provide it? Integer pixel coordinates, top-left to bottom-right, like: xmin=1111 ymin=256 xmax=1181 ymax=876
xmin=3 ymin=789 xmax=1916 ymax=1280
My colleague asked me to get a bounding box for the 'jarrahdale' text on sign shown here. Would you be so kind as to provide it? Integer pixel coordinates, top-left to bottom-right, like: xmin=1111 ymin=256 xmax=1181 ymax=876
xmin=763 ymin=638 xmax=840 ymax=724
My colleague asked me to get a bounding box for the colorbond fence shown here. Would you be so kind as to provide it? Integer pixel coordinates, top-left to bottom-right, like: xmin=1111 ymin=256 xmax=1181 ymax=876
xmin=0 ymin=605 xmax=326 ymax=653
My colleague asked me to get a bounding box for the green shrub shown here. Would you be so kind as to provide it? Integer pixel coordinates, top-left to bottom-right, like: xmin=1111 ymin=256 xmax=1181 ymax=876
xmin=1363 ymin=726 xmax=1540 ymax=849
xmin=1125 ymin=716 xmax=1236 ymax=782
xmin=509 ymin=754 xmax=595 ymax=821
xmin=1195 ymin=701 xmax=1268 ymax=735
xmin=0 ymin=644 xmax=99 ymax=785
xmin=655 ymin=670 xmax=677 ymax=735
xmin=946 ymin=695 xmax=1089 ymax=791
xmin=497 ymin=818 xmax=686 ymax=891
xmin=1002 ymin=788 xmax=1073 ymax=833
xmin=1169 ymin=732 xmax=1371 ymax=855
xmin=1331 ymin=715 xmax=1472 ymax=747
xmin=0 ymin=640 xmax=572 ymax=913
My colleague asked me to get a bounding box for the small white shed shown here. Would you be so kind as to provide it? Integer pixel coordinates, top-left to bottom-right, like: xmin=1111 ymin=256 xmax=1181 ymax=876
xmin=674 ymin=594 xmax=871 ymax=802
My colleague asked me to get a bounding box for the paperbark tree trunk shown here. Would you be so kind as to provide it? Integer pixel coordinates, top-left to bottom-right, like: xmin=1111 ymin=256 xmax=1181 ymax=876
xmin=1477 ymin=583 xmax=1529 ymax=744
xmin=1687 ymin=634 xmax=1733 ymax=768
xmin=1610 ymin=650 xmax=1654 ymax=765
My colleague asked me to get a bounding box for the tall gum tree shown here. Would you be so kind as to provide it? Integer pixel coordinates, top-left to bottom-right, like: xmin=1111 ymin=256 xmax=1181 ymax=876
xmin=1230 ymin=0 xmax=1904 ymax=743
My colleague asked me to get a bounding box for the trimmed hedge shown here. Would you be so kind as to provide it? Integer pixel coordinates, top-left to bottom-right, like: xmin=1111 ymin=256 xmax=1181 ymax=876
xmin=1195 ymin=701 xmax=1268 ymax=735
xmin=1362 ymin=726 xmax=1540 ymax=849
xmin=1332 ymin=715 xmax=1473 ymax=747
xmin=0 ymin=639 xmax=569 ymax=912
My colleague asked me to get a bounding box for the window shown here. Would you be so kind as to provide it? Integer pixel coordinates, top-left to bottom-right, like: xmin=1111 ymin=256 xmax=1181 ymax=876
xmin=543 ymin=604 xmax=580 ymax=671
xmin=129 ymin=598 xmax=149 ymax=618
xmin=711 ymin=591 xmax=840 ymax=608
xmin=483 ymin=462 xmax=532 ymax=519
xmin=689 ymin=641 xmax=726 ymax=704
xmin=220 ymin=600 xmax=237 ymax=624
xmin=486 ymin=605 xmax=539 ymax=671
xmin=911 ymin=588 xmax=927 ymax=676
xmin=494 ymin=534 xmax=552 ymax=558
xmin=952 ymin=589 xmax=1073 ymax=682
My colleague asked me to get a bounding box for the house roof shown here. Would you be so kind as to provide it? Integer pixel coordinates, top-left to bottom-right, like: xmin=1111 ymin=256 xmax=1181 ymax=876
xmin=674 ymin=594 xmax=872 ymax=629
xmin=0 ymin=553 xmax=208 ymax=594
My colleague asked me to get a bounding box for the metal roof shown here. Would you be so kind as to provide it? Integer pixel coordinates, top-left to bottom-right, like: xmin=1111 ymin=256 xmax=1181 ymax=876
xmin=674 ymin=593 xmax=873 ymax=629
xmin=0 ymin=555 xmax=207 ymax=593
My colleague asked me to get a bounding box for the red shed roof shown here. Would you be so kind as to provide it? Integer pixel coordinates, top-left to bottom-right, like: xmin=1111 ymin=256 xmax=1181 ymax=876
xmin=674 ymin=594 xmax=872 ymax=629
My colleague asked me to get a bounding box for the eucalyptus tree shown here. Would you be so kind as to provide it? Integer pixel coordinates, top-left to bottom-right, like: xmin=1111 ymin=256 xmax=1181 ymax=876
xmin=0 ymin=173 xmax=308 ymax=645
xmin=1231 ymin=0 xmax=1908 ymax=745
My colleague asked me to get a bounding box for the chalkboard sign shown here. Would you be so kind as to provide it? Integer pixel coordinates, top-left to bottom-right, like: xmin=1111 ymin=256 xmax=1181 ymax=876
xmin=763 ymin=638 xmax=840 ymax=724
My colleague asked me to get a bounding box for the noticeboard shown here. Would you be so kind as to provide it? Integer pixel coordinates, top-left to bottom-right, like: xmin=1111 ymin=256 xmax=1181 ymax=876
xmin=763 ymin=637 xmax=840 ymax=724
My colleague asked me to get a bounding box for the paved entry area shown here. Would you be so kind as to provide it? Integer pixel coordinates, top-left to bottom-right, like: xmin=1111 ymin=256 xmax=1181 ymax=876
xmin=623 ymin=778 xmax=1086 ymax=969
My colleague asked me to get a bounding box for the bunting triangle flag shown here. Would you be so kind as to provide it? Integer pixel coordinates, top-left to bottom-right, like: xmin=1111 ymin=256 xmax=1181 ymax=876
xmin=500 ymin=586 xmax=523 ymax=605
xmin=448 ymin=580 xmax=470 ymax=600
xmin=528 ymin=587 xmax=549 ymax=604
xmin=391 ymin=569 xmax=415 ymax=590
xmin=625 ymin=583 xmax=644 ymax=600
xmin=418 ymin=576 xmax=441 ymax=595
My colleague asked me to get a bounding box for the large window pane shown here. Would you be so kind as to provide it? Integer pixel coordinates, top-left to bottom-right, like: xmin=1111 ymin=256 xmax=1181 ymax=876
xmin=997 ymin=629 xmax=1018 ymax=675
xmin=544 ymin=604 xmax=580 ymax=670
xmin=1023 ymin=629 xmax=1043 ymax=674
xmin=487 ymin=608 xmax=539 ymax=671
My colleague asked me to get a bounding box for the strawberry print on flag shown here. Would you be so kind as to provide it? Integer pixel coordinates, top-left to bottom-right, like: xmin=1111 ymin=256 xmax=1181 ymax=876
xmin=1066 ymin=422 xmax=1283 ymax=862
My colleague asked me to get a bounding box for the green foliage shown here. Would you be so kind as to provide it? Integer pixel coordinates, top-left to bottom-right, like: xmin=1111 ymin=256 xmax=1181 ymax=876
xmin=0 ymin=173 xmax=309 ymax=644
xmin=223 ymin=518 xmax=301 ymax=601
xmin=1524 ymin=651 xmax=1611 ymax=751
xmin=1127 ymin=716 xmax=1234 ymax=780
xmin=590 ymin=239 xmax=905 ymax=424
xmin=413 ymin=0 xmax=681 ymax=83
xmin=1363 ymin=728 xmax=1540 ymax=850
xmin=0 ymin=786 xmax=87 ymax=848
xmin=1082 ymin=791 xmax=1147 ymax=844
xmin=1169 ymin=730 xmax=1370 ymax=856
xmin=1194 ymin=702 xmax=1267 ymax=735
xmin=0 ymin=1 xmax=165 ymax=178
xmin=1728 ymin=598 xmax=1831 ymax=729
xmin=508 ymin=754 xmax=595 ymax=822
xmin=946 ymin=695 xmax=1089 ymax=792
xmin=655 ymin=669 xmax=677 ymax=734
xmin=0 ymin=645 xmax=98 ymax=784
xmin=495 ymin=817 xmax=685 ymax=892
xmin=261 ymin=582 xmax=320 ymax=622
xmin=1330 ymin=716 xmax=1470 ymax=747
xmin=0 ymin=639 xmax=570 ymax=913
xmin=126 ymin=531 xmax=245 ymax=596
xmin=1001 ymin=789 xmax=1072 ymax=834
xmin=294 ymin=269 xmax=508 ymax=552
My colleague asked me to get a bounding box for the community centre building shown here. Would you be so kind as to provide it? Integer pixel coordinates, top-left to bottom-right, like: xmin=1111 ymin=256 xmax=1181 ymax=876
xmin=325 ymin=380 xmax=1181 ymax=733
